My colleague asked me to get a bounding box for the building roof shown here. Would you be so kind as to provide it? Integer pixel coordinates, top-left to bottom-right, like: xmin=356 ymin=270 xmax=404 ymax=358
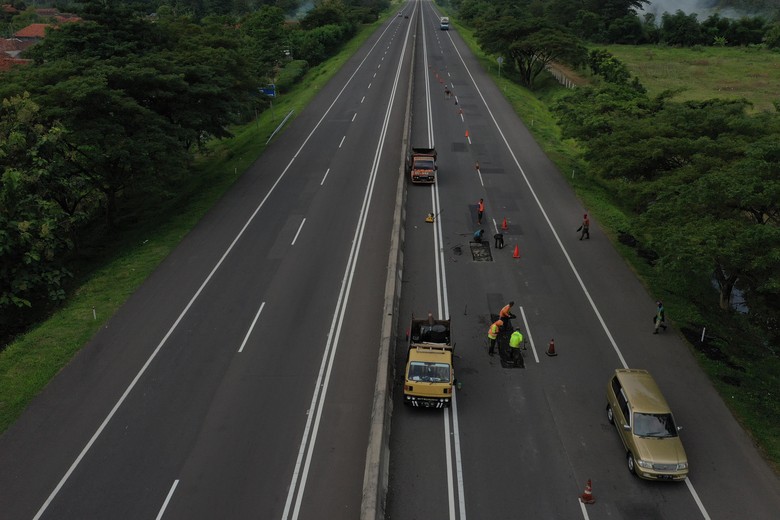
xmin=14 ymin=23 xmax=51 ymax=39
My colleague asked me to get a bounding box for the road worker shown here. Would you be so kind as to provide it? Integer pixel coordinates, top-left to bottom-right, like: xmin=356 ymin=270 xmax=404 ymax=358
xmin=499 ymin=301 xmax=515 ymax=329
xmin=509 ymin=328 xmax=524 ymax=364
xmin=487 ymin=319 xmax=503 ymax=356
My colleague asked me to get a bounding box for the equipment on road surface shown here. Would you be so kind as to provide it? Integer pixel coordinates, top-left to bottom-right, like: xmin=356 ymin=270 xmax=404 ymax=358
xmin=404 ymin=314 xmax=454 ymax=408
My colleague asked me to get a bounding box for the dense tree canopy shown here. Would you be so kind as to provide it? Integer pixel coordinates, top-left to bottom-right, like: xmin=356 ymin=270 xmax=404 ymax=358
xmin=0 ymin=0 xmax=382 ymax=342
xmin=478 ymin=16 xmax=586 ymax=87
xmin=554 ymin=84 xmax=780 ymax=318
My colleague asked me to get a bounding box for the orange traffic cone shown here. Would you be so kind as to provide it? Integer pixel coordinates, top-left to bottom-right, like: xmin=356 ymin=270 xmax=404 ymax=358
xmin=580 ymin=479 xmax=595 ymax=504
xmin=475 ymin=161 xmax=479 ymax=170
xmin=465 ymin=130 xmax=469 ymax=138
xmin=546 ymin=338 xmax=557 ymax=357
xmin=501 ymin=217 xmax=508 ymax=230
xmin=512 ymin=245 xmax=520 ymax=259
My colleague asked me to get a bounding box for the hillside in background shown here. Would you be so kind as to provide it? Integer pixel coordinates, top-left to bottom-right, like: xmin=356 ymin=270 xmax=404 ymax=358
xmin=647 ymin=0 xmax=780 ymax=17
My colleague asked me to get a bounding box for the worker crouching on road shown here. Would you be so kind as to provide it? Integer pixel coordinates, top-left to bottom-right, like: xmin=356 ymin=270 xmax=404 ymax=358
xmin=487 ymin=319 xmax=503 ymax=356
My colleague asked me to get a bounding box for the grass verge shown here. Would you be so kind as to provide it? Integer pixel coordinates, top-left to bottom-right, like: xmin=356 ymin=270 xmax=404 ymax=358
xmin=604 ymin=44 xmax=780 ymax=113
xmin=0 ymin=15 xmax=388 ymax=434
xmin=454 ymin=21 xmax=780 ymax=473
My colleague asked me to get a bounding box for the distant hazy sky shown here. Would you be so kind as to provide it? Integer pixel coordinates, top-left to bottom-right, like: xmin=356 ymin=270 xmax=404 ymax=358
xmin=644 ymin=0 xmax=713 ymax=16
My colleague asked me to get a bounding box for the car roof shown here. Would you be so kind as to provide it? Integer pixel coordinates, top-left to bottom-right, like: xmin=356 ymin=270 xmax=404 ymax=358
xmin=614 ymin=369 xmax=672 ymax=414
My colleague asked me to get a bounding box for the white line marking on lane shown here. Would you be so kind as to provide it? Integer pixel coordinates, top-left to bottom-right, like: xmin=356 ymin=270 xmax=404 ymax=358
xmin=291 ymin=218 xmax=306 ymax=245
xmin=320 ymin=168 xmax=330 ymax=186
xmin=444 ymin=408 xmax=456 ymax=520
xmin=238 ymin=302 xmax=266 ymax=353
xmin=32 ymin=14 xmax=404 ymax=520
xmin=338 ymin=136 xmax=346 ymax=148
xmin=578 ymin=499 xmax=591 ymax=520
xmin=434 ymin=184 xmax=450 ymax=324
xmin=351 ymin=113 xmax=357 ymax=122
xmin=446 ymin=26 xmax=713 ymax=520
xmin=476 ymin=166 xmax=484 ymax=187
xmin=519 ymin=306 xmax=539 ymax=363
xmin=685 ymin=478 xmax=713 ymax=520
xmin=361 ymin=96 xmax=366 ymax=103
xmin=451 ymin=390 xmax=467 ymax=519
xmin=155 ymin=480 xmax=179 ymax=520
xmin=422 ymin=4 xmax=464 ymax=516
xmin=282 ymin=13 xmax=414 ymax=520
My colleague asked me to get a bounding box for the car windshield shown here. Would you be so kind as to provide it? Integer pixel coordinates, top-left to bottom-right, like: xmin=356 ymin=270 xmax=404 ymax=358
xmin=408 ymin=362 xmax=450 ymax=383
xmin=633 ymin=412 xmax=678 ymax=438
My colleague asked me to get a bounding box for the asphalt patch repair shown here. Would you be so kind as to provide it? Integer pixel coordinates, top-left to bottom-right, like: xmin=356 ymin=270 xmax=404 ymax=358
xmin=470 ymin=241 xmax=493 ymax=261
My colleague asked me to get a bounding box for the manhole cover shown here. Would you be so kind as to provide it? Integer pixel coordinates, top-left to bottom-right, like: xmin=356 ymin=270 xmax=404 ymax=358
xmin=469 ymin=241 xmax=493 ymax=261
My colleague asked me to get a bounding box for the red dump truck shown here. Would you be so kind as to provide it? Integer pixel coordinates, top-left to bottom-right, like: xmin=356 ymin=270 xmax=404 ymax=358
xmin=406 ymin=147 xmax=437 ymax=184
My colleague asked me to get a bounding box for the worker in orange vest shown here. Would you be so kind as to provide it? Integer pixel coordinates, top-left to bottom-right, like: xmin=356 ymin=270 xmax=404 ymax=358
xmin=477 ymin=198 xmax=485 ymax=225
xmin=499 ymin=301 xmax=515 ymax=329
xmin=487 ymin=319 xmax=503 ymax=356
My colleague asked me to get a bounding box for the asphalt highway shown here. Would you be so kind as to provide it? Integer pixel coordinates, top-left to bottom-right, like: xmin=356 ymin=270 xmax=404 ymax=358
xmin=2 ymin=2 xmax=780 ymax=520
xmin=0 ymin=9 xmax=412 ymax=520
xmin=386 ymin=1 xmax=780 ymax=520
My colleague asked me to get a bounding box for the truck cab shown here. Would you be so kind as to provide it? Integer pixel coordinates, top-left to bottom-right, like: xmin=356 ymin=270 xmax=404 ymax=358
xmin=404 ymin=316 xmax=453 ymax=408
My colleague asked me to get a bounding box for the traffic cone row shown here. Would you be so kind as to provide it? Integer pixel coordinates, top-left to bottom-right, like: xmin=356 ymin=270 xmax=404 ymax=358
xmin=580 ymin=479 xmax=595 ymax=504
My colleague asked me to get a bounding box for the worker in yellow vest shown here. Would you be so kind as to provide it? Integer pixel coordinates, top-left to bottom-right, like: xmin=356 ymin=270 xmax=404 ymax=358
xmin=509 ymin=328 xmax=524 ymax=363
xmin=488 ymin=319 xmax=503 ymax=356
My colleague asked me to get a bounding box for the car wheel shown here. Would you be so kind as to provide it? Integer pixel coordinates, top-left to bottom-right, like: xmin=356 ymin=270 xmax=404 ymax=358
xmin=627 ymin=452 xmax=636 ymax=475
xmin=606 ymin=405 xmax=614 ymax=424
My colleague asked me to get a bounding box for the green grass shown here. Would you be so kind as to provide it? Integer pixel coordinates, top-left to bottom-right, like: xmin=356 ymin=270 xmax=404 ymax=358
xmin=0 ymin=15 xmax=389 ymax=433
xmin=604 ymin=44 xmax=780 ymax=112
xmin=454 ymin=22 xmax=780 ymax=473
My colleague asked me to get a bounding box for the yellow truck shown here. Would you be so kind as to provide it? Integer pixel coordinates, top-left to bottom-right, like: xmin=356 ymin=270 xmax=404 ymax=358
xmin=403 ymin=315 xmax=454 ymax=408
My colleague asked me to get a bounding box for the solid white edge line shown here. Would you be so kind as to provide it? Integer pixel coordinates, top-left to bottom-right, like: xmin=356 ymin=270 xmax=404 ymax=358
xmin=686 ymin=477 xmax=713 ymax=520
xmin=434 ymin=182 xmax=450 ymax=320
xmin=451 ymin=391 xmax=467 ymax=520
xmin=237 ymin=302 xmax=266 ymax=353
xmin=425 ymin=4 xmax=463 ymax=517
xmin=431 ymin=186 xmax=443 ymax=318
xmin=155 ymin=479 xmax=180 ymax=520
xmin=578 ymin=499 xmax=591 ymax=520
xmin=283 ymin=14 xmax=414 ymax=520
xmin=290 ymin=218 xmax=306 ymax=246
xmin=519 ymin=306 xmax=539 ymax=363
xmin=444 ymin=409 xmax=456 ymax=520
